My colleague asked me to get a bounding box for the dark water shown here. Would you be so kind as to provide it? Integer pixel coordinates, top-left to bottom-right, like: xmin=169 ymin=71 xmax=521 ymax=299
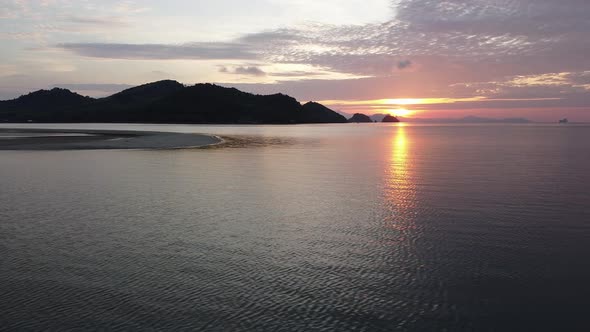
xmin=1 ymin=124 xmax=589 ymax=331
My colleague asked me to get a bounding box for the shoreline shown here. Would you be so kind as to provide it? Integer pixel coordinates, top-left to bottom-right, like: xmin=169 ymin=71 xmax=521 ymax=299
xmin=0 ymin=128 xmax=222 ymax=150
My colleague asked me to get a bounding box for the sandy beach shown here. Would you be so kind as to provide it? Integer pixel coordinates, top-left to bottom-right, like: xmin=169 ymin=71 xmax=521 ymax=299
xmin=0 ymin=129 xmax=222 ymax=150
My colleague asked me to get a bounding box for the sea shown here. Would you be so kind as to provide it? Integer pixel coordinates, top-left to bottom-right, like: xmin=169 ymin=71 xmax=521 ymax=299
xmin=1 ymin=123 xmax=589 ymax=331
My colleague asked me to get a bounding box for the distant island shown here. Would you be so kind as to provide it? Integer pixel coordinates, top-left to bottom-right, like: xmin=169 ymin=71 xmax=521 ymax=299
xmin=397 ymin=116 xmax=531 ymax=124
xmin=340 ymin=112 xmax=530 ymax=124
xmin=0 ymin=80 xmax=348 ymax=124
xmin=348 ymin=113 xmax=373 ymax=123
xmin=382 ymin=114 xmax=400 ymax=123
xmin=347 ymin=113 xmax=400 ymax=123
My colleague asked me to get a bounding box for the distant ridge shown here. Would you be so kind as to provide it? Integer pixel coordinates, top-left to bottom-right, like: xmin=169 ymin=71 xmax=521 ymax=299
xmin=337 ymin=112 xmax=531 ymax=124
xmin=348 ymin=113 xmax=373 ymax=123
xmin=0 ymin=88 xmax=93 ymax=111
xmin=0 ymin=80 xmax=347 ymax=124
xmin=346 ymin=113 xmax=399 ymax=123
xmin=382 ymin=114 xmax=400 ymax=123
xmin=301 ymin=102 xmax=349 ymax=123
xmin=399 ymin=116 xmax=531 ymax=123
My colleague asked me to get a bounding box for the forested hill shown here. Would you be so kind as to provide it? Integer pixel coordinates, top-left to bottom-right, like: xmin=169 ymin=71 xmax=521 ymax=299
xmin=0 ymin=80 xmax=347 ymax=124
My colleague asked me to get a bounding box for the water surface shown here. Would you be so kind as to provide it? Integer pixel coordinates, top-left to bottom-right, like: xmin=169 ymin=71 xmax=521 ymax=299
xmin=1 ymin=123 xmax=589 ymax=331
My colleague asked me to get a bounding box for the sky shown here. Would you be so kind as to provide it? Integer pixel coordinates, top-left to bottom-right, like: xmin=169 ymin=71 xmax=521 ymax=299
xmin=1 ymin=0 xmax=589 ymax=121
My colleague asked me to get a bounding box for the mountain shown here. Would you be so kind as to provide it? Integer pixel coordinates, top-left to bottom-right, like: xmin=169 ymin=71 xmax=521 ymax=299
xmin=2 ymin=88 xmax=92 ymax=109
xmin=98 ymin=80 xmax=185 ymax=109
xmin=0 ymin=88 xmax=93 ymax=121
xmin=348 ymin=113 xmax=373 ymax=123
xmin=301 ymin=102 xmax=347 ymax=123
xmin=0 ymin=81 xmax=346 ymax=124
xmin=382 ymin=114 xmax=400 ymax=122
xmin=143 ymin=84 xmax=304 ymax=124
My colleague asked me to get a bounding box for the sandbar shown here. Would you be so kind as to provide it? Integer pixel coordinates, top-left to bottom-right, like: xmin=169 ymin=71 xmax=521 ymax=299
xmin=0 ymin=129 xmax=222 ymax=150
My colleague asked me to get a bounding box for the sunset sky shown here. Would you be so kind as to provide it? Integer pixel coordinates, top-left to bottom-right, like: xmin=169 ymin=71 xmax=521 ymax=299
xmin=1 ymin=0 xmax=589 ymax=121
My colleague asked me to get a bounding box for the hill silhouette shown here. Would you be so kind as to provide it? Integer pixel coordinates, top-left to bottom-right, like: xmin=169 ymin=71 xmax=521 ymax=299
xmin=301 ymin=102 xmax=349 ymax=123
xmin=348 ymin=113 xmax=373 ymax=123
xmin=0 ymin=88 xmax=93 ymax=121
xmin=382 ymin=114 xmax=400 ymax=122
xmin=0 ymin=80 xmax=347 ymax=124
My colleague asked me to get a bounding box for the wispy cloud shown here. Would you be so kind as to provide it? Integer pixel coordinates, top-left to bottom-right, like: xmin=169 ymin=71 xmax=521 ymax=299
xmin=220 ymin=66 xmax=267 ymax=77
xmin=57 ymin=42 xmax=258 ymax=60
xmin=0 ymin=0 xmax=144 ymax=39
xmin=64 ymin=15 xmax=129 ymax=28
xmin=53 ymin=0 xmax=590 ymax=79
xmin=234 ymin=66 xmax=266 ymax=76
xmin=270 ymin=71 xmax=326 ymax=78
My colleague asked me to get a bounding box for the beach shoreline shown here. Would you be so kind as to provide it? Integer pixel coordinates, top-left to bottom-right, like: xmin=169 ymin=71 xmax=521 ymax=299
xmin=0 ymin=128 xmax=222 ymax=150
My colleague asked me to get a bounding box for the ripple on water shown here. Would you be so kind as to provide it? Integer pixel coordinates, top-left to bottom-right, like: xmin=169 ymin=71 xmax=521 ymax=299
xmin=1 ymin=124 xmax=589 ymax=331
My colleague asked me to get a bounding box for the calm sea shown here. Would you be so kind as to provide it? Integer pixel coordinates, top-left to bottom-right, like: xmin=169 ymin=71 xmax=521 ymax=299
xmin=1 ymin=123 xmax=589 ymax=331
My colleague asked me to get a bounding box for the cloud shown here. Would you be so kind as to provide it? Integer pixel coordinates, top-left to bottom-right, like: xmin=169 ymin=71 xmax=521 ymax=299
xmin=237 ymin=0 xmax=590 ymax=77
xmin=0 ymin=0 xmax=29 ymax=19
xmin=0 ymin=31 xmax=42 ymax=40
xmin=219 ymin=66 xmax=266 ymax=77
xmin=237 ymin=29 xmax=304 ymax=44
xmin=234 ymin=66 xmax=266 ymax=76
xmin=0 ymin=1 xmax=140 ymax=41
xmin=54 ymin=0 xmax=590 ymax=79
xmin=270 ymin=71 xmax=326 ymax=78
xmin=113 ymin=1 xmax=150 ymax=14
xmin=397 ymin=60 xmax=412 ymax=70
xmin=57 ymin=42 xmax=258 ymax=60
xmin=64 ymin=15 xmax=129 ymax=27
xmin=149 ymin=70 xmax=174 ymax=77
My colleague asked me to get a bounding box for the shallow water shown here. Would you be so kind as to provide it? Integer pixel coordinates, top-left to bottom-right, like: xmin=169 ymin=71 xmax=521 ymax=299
xmin=0 ymin=132 xmax=97 ymax=139
xmin=1 ymin=123 xmax=589 ymax=331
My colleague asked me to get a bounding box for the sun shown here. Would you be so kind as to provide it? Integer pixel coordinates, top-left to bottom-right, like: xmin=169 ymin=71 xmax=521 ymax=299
xmin=389 ymin=108 xmax=414 ymax=117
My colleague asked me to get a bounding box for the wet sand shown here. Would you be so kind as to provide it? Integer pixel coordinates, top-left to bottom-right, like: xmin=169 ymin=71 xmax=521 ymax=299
xmin=0 ymin=129 xmax=222 ymax=150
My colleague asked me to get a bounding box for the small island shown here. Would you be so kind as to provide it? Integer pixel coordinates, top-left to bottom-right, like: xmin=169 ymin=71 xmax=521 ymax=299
xmin=347 ymin=113 xmax=401 ymax=123
xmin=382 ymin=114 xmax=400 ymax=123
xmin=348 ymin=113 xmax=373 ymax=123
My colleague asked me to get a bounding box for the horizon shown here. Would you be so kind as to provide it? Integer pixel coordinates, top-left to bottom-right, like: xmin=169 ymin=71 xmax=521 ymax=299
xmin=1 ymin=79 xmax=583 ymax=123
xmin=1 ymin=1 xmax=589 ymax=121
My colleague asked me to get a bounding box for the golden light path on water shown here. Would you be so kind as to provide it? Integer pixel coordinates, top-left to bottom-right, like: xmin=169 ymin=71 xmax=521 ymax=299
xmin=384 ymin=124 xmax=417 ymax=233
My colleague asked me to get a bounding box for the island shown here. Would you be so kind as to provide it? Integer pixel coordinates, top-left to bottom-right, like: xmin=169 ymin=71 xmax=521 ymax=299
xmin=382 ymin=114 xmax=400 ymax=123
xmin=0 ymin=80 xmax=348 ymax=124
xmin=348 ymin=113 xmax=373 ymax=123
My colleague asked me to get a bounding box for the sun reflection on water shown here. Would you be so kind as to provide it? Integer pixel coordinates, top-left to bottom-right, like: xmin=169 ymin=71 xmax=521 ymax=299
xmin=384 ymin=124 xmax=417 ymax=232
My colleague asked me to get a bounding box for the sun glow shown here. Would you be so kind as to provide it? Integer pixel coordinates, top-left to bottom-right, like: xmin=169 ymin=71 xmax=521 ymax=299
xmin=378 ymin=97 xmax=486 ymax=105
xmin=389 ymin=108 xmax=415 ymax=117
xmin=318 ymin=97 xmax=489 ymax=119
xmin=319 ymin=96 xmax=488 ymax=107
xmin=383 ymin=98 xmax=424 ymax=105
